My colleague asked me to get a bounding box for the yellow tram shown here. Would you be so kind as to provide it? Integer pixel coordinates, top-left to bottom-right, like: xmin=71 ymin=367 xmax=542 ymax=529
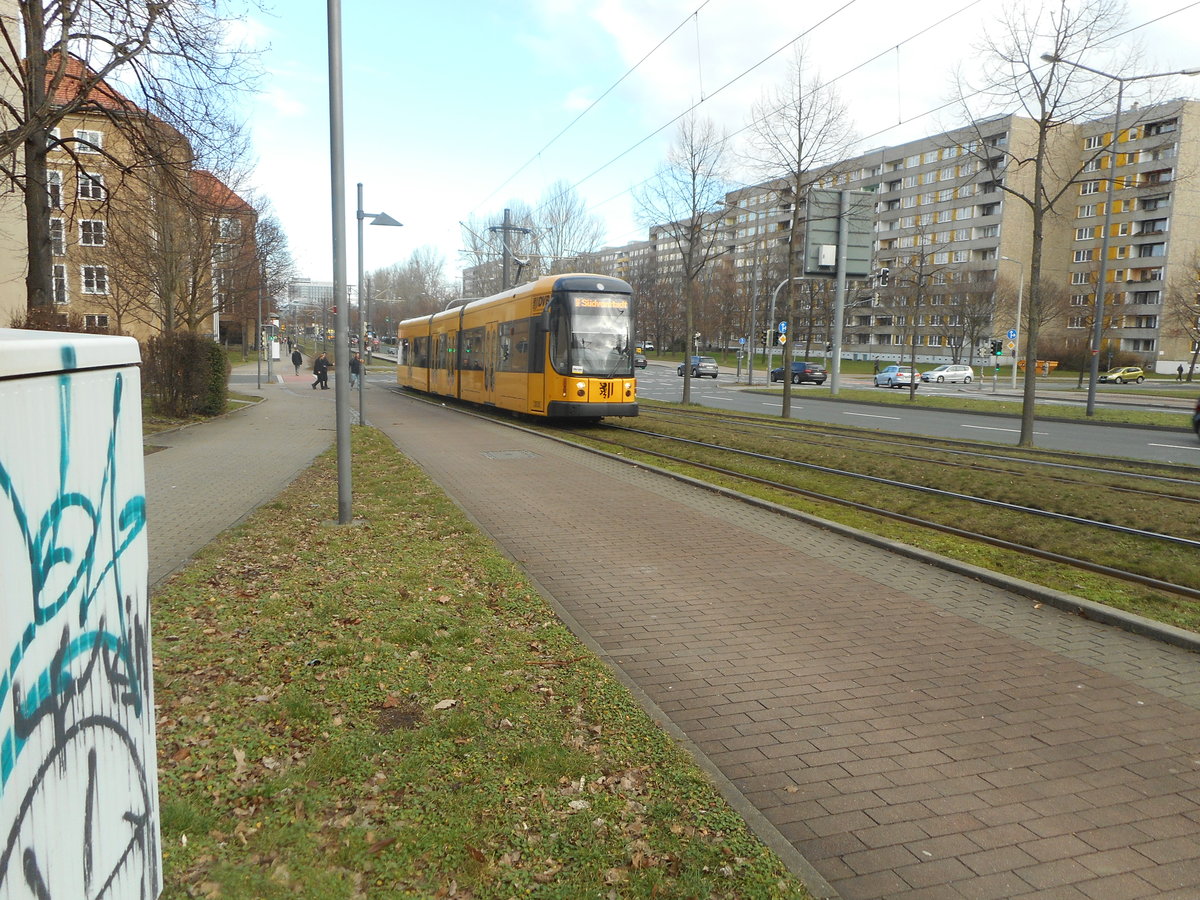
xmin=396 ymin=274 xmax=637 ymax=419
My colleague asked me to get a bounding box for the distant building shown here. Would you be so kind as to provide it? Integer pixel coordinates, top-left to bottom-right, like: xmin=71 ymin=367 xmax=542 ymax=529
xmin=524 ymin=100 xmax=1200 ymax=373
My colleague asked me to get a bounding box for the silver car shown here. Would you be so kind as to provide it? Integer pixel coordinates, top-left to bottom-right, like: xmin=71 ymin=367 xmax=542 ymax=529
xmin=921 ymin=364 xmax=974 ymax=384
xmin=874 ymin=365 xmax=919 ymax=388
xmin=677 ymin=355 xmax=719 ymax=378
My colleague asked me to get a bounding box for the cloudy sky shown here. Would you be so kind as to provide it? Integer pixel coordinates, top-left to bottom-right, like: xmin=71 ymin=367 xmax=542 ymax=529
xmin=237 ymin=0 xmax=1200 ymax=288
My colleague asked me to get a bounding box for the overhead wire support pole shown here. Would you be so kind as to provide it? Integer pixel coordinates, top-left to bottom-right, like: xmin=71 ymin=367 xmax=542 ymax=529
xmin=489 ymin=208 xmax=532 ymax=291
xmin=327 ymin=0 xmax=352 ymax=525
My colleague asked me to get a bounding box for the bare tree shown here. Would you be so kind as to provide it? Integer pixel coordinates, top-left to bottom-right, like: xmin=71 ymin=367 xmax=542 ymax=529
xmin=956 ymin=0 xmax=1132 ymax=444
xmin=636 ymin=114 xmax=729 ymax=404
xmin=742 ymin=47 xmax=857 ymax=411
xmin=533 ymin=179 xmax=606 ymax=274
xmin=370 ymin=246 xmax=457 ymax=323
xmin=0 ymin=0 xmax=261 ymax=309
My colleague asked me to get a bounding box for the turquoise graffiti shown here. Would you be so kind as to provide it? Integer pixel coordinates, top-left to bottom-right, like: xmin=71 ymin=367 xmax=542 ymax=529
xmin=0 ymin=346 xmax=159 ymax=898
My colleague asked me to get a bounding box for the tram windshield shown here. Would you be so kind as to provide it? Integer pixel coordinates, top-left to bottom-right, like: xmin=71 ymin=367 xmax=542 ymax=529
xmin=548 ymin=291 xmax=634 ymax=377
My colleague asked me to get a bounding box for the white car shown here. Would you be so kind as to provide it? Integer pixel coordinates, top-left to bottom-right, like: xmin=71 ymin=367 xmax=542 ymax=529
xmin=921 ymin=364 xmax=974 ymax=384
xmin=874 ymin=365 xmax=919 ymax=388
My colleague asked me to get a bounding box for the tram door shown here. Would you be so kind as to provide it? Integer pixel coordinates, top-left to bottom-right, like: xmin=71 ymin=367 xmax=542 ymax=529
xmin=484 ymin=323 xmax=498 ymax=400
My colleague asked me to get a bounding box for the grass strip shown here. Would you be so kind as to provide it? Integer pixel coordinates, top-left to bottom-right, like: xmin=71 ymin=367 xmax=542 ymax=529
xmin=153 ymin=426 xmax=812 ymax=899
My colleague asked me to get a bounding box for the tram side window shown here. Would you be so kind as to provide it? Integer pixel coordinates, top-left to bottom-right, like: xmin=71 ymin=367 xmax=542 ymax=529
xmin=434 ymin=333 xmax=448 ymax=370
xmin=499 ymin=319 xmax=531 ymax=372
xmin=398 ymin=337 xmax=410 ymax=366
xmin=461 ymin=327 xmax=484 ymax=370
xmin=412 ymin=336 xmax=429 ymax=368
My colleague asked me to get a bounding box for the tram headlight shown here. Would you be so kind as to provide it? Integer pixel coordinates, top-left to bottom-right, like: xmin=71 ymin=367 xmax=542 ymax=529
xmin=576 ymin=381 xmax=586 ymax=397
xmin=624 ymin=381 xmax=633 ymax=397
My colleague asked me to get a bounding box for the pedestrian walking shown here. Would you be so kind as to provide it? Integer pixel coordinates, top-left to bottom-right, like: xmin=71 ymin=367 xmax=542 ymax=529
xmin=349 ymin=352 xmax=363 ymax=388
xmin=873 ymin=360 xmax=880 ymax=375
xmin=312 ymin=352 xmax=330 ymax=390
xmin=1178 ymin=364 xmax=1185 ymax=382
xmin=291 ymin=348 xmax=303 ymax=375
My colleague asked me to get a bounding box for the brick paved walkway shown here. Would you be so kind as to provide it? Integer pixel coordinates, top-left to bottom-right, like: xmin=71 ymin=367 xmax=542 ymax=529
xmin=368 ymin=387 xmax=1200 ymax=900
xmin=143 ymin=366 xmax=335 ymax=589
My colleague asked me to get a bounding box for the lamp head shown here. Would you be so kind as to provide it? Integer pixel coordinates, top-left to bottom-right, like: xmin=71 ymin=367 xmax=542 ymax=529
xmin=1040 ymin=53 xmax=1060 ymax=64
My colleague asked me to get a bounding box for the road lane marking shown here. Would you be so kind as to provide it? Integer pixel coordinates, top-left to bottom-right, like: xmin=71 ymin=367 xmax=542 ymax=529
xmin=960 ymin=424 xmax=1047 ymax=435
xmin=844 ymin=412 xmax=902 ymax=420
xmin=1149 ymin=443 xmax=1200 ymax=452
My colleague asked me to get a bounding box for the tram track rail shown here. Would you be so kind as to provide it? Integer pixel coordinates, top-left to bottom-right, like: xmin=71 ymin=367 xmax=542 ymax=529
xmin=390 ymin=388 xmax=1200 ymax=633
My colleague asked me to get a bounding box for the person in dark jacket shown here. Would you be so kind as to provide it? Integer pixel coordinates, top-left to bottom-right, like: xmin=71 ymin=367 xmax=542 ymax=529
xmin=291 ymin=348 xmax=303 ymax=375
xmin=349 ymin=353 xmax=362 ymax=388
xmin=312 ymin=352 xmax=330 ymax=390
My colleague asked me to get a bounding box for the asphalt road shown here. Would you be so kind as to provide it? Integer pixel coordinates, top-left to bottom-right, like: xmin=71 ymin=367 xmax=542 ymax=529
xmin=635 ymin=363 xmax=1200 ymax=467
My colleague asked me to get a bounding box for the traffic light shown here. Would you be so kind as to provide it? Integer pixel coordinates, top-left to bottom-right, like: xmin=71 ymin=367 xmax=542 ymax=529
xmin=760 ymin=330 xmax=770 ymax=348
xmin=877 ymin=267 xmax=889 ymax=287
xmin=992 ymin=340 xmax=1003 ymax=357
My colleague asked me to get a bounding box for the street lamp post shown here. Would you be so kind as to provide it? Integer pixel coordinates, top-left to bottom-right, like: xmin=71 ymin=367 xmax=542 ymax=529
xmin=1040 ymin=54 xmax=1199 ymax=415
xmin=355 ymin=182 xmax=402 ymax=423
xmin=999 ymin=255 xmax=1024 ymax=390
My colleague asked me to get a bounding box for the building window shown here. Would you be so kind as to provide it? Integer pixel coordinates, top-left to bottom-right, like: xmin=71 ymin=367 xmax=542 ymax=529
xmin=80 ymin=220 xmax=106 ymax=246
xmin=49 ymin=218 xmax=64 ymax=256
xmin=217 ymin=217 xmax=241 ymax=240
xmin=1075 ymin=226 xmax=1094 ymax=240
xmin=1080 ymin=181 xmax=1100 ymax=195
xmin=1140 ymin=194 xmax=1170 ymax=211
xmin=47 ymin=170 xmax=62 ymax=208
xmin=1143 ymin=118 xmax=1177 ymax=136
xmin=1137 ymin=243 xmax=1165 ymax=258
xmin=84 ymin=314 xmax=109 ymax=329
xmin=1084 ymin=134 xmax=1104 ymax=150
xmin=1071 ymin=272 xmax=1091 ymax=285
xmin=82 ymin=265 xmax=108 ymax=294
xmin=1074 ymin=249 xmax=1093 ymax=262
xmin=52 ymin=264 xmax=67 ymax=304
xmin=73 ymin=129 xmax=103 ymax=153
xmin=78 ymin=172 xmax=105 ymax=200
xmin=1068 ymin=316 xmax=1087 ymax=328
xmin=1071 ymin=294 xmax=1090 ymax=306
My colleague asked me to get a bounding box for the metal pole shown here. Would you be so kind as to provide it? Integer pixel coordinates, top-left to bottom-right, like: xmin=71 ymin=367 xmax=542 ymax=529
xmin=357 ymin=182 xmax=365 ymax=423
xmin=1001 ymin=256 xmax=1023 ymax=390
xmin=747 ymin=291 xmax=758 ymax=385
xmin=1086 ymin=80 xmax=1122 ymax=417
xmin=256 ymin=273 xmax=262 ymax=389
xmin=328 ymin=0 xmax=352 ymax=524
xmin=830 ymin=190 xmax=849 ymax=397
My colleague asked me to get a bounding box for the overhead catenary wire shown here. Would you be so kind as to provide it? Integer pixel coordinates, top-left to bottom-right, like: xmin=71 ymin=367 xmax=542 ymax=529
xmin=465 ymin=1 xmax=1200 ymax=265
xmin=473 ymin=0 xmax=715 ymax=212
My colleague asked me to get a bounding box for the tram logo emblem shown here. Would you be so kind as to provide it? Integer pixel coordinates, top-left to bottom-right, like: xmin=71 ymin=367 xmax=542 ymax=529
xmin=599 ymin=382 xmax=614 ymax=399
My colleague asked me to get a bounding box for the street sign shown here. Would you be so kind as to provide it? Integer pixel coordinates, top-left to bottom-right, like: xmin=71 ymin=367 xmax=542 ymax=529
xmin=778 ymin=321 xmax=788 ymax=333
xmin=777 ymin=333 xmax=787 ymax=345
xmin=1007 ymin=329 xmax=1017 ymax=340
xmin=802 ymin=189 xmax=875 ymax=278
xmin=1007 ymin=341 xmax=1015 ymax=350
xmin=739 ymin=337 xmax=746 ymax=345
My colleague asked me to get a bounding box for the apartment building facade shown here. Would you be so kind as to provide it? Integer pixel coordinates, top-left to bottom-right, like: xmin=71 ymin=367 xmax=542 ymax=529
xmin=40 ymin=56 xmax=259 ymax=341
xmin=573 ymin=99 xmax=1200 ymax=373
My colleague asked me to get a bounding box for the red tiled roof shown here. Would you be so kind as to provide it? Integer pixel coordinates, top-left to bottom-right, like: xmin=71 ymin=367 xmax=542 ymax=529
xmin=192 ymin=169 xmax=254 ymax=215
xmin=43 ymin=52 xmax=134 ymax=111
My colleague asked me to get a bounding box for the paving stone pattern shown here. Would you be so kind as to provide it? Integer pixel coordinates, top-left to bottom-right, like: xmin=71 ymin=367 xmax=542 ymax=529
xmin=370 ymin=389 xmax=1200 ymax=900
xmin=144 ymin=370 xmax=335 ymax=589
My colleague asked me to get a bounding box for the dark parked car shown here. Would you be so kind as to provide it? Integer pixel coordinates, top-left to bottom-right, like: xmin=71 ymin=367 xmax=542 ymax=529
xmin=1193 ymin=395 xmax=1200 ymax=439
xmin=677 ymin=355 xmax=719 ymax=378
xmin=634 ymin=352 xmax=647 ymax=369
xmin=770 ymin=361 xmax=827 ymax=384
